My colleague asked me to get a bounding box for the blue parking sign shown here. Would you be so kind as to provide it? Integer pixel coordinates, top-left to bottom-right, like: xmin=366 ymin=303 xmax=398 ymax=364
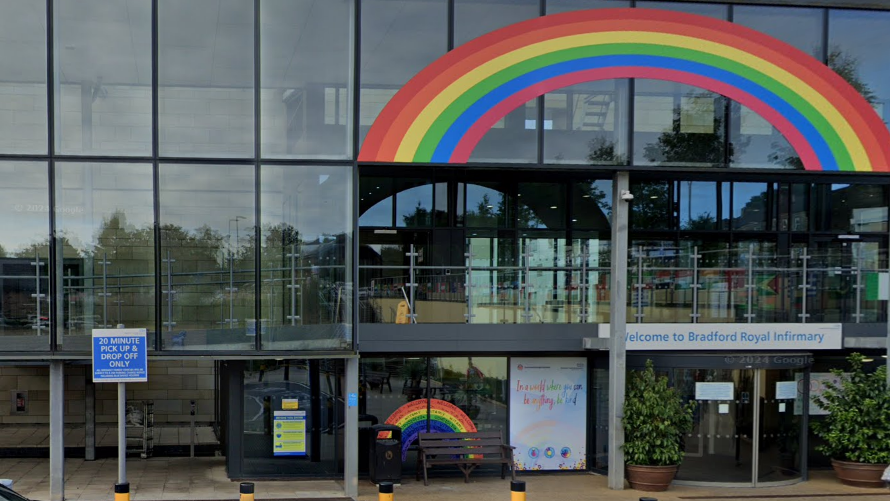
xmin=92 ymin=329 xmax=148 ymax=383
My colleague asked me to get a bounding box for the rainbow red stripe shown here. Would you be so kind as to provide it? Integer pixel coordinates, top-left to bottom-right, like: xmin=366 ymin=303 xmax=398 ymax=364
xmin=358 ymin=8 xmax=890 ymax=172
xmin=383 ymin=398 xmax=477 ymax=461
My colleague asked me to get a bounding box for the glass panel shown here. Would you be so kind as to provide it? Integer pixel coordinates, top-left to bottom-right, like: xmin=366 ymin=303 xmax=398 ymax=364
xmin=56 ymin=163 xmax=155 ymax=351
xmin=634 ymin=80 xmax=727 ymax=167
xmin=521 ymin=234 xmax=570 ymax=323
xmin=396 ymin=180 xmax=433 ymax=228
xmin=0 ymin=162 xmax=49 ymax=350
xmin=158 ymin=0 xmax=255 ymax=158
xmin=790 ymin=184 xmax=809 ymax=232
xmin=467 ymin=231 xmax=519 ymax=324
xmin=359 ymin=178 xmax=394 ymax=228
xmin=465 ymin=183 xmax=511 ymax=228
xmin=591 ymin=364 xmax=609 ymax=470
xmin=730 ymin=6 xmax=823 ymax=169
xmin=434 ymin=182 xmax=449 ymax=227
xmin=680 ymin=182 xmax=718 ymax=230
xmin=674 ymin=368 xmax=755 ymax=484
xmin=359 ymin=357 xmax=428 ymax=475
xmin=54 ymin=0 xmax=152 ymax=156
xmin=630 ymin=181 xmax=673 ymax=230
xmin=829 ymin=10 xmax=890 ymax=143
xmin=757 ymin=369 xmax=804 ymax=482
xmin=359 ymin=231 xmax=434 ymax=323
xmin=242 ymin=359 xmax=343 ymax=476
xmin=260 ymin=165 xmax=352 ymax=351
xmin=0 ymin=0 xmax=47 ymax=154
xmin=430 ymin=356 xmax=507 ymax=473
xmin=159 ymin=164 xmax=255 ymax=350
xmin=468 ymin=98 xmax=538 ymax=163
xmin=544 ymin=81 xmax=629 ymax=165
xmin=732 ymin=183 xmax=769 ymax=231
xmin=518 ymin=183 xmax=565 ymax=229
xmin=261 ymin=0 xmax=352 ymax=159
xmin=813 ymin=183 xmax=888 ymax=233
xmin=572 ymin=180 xmax=612 ymax=231
xmin=547 ymin=0 xmax=630 ymax=14
xmin=454 ymin=0 xmax=538 ymax=46
xmin=636 ymin=1 xmax=727 ymax=19
xmin=453 ymin=1 xmax=540 ymax=163
xmin=360 ymin=0 xmax=446 ymax=146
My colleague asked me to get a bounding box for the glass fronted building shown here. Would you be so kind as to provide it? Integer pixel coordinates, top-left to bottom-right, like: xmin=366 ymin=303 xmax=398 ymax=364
xmin=2 ymin=0 xmax=890 ymax=496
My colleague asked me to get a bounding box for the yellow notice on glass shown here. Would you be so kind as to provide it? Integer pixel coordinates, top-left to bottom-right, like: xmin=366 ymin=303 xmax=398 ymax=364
xmin=282 ymin=399 xmax=299 ymax=410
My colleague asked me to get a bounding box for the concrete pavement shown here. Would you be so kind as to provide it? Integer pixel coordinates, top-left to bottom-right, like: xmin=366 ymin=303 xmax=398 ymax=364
xmin=3 ymin=457 xmax=890 ymax=501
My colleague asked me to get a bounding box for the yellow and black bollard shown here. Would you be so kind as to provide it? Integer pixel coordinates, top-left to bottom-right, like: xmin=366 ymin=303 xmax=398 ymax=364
xmin=640 ymin=497 xmax=658 ymax=501
xmin=378 ymin=482 xmax=394 ymax=501
xmin=510 ymin=480 xmax=526 ymax=501
xmin=240 ymin=482 xmax=255 ymax=501
xmin=114 ymin=482 xmax=129 ymax=501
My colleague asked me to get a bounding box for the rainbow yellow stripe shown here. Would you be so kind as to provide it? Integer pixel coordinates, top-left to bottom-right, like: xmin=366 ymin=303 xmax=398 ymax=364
xmin=359 ymin=8 xmax=890 ymax=171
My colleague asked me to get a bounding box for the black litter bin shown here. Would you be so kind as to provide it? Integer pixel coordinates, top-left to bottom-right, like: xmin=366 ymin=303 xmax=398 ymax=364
xmin=369 ymin=424 xmax=402 ymax=484
xmin=358 ymin=414 xmax=379 ymax=473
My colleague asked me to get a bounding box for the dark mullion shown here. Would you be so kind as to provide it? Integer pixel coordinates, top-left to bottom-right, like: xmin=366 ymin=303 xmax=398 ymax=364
xmin=152 ymin=0 xmax=162 ymax=351
xmin=253 ymin=0 xmax=262 ymax=352
xmin=447 ymin=0 xmax=455 ymax=51
xmin=352 ymin=0 xmax=362 ymax=351
xmin=46 ymin=0 xmax=57 ymax=352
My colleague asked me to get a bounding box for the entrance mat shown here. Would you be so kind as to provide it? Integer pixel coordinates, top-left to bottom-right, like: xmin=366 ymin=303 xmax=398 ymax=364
xmin=680 ymin=494 xmax=890 ymax=499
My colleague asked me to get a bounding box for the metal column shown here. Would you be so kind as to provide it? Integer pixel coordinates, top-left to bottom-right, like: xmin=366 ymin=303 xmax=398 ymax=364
xmin=85 ymin=376 xmax=96 ymax=461
xmin=690 ymin=246 xmax=701 ymax=323
xmin=49 ymin=361 xmax=65 ymax=501
xmin=798 ymin=247 xmax=811 ymax=323
xmin=608 ymin=172 xmax=630 ymax=490
xmin=344 ymin=357 xmax=359 ymax=499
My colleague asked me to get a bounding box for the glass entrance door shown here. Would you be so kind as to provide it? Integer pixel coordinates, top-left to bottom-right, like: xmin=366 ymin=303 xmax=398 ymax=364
xmin=674 ymin=368 xmax=756 ymax=484
xmin=671 ymin=366 xmax=806 ymax=486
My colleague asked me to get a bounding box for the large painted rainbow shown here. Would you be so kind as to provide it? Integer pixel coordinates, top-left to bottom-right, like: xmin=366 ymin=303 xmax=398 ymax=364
xmin=383 ymin=398 xmax=477 ymax=461
xmin=358 ymin=8 xmax=890 ymax=172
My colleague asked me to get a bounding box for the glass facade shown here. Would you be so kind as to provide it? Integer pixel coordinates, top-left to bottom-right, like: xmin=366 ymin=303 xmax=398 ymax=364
xmin=1 ymin=0 xmax=890 ymax=492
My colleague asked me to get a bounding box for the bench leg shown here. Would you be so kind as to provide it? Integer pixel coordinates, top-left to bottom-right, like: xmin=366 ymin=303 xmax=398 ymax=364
xmin=423 ymin=456 xmax=430 ymax=486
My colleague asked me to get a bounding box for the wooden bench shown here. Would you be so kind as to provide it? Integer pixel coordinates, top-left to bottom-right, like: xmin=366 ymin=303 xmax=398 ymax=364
xmin=416 ymin=431 xmax=516 ymax=485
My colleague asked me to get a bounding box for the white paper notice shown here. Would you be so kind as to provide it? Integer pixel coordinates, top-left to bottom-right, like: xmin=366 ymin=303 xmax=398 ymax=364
xmin=779 ymin=403 xmax=786 ymax=413
xmin=718 ymin=403 xmax=729 ymax=414
xmin=776 ymin=381 xmax=797 ymax=400
xmin=695 ymin=382 xmax=734 ymax=401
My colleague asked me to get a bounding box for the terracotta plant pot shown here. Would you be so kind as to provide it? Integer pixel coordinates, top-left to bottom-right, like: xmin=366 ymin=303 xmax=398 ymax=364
xmin=626 ymin=464 xmax=679 ymax=491
xmin=831 ymin=459 xmax=889 ymax=488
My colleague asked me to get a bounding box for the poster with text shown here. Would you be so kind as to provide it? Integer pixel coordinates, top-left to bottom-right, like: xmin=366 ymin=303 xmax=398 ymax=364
xmin=510 ymin=357 xmax=587 ymax=471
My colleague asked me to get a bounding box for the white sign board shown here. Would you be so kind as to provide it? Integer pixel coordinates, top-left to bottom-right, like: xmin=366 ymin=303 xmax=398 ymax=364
xmin=776 ymin=381 xmax=798 ymax=400
xmin=92 ymin=329 xmax=148 ymax=383
xmin=695 ymin=382 xmax=734 ymax=401
xmin=795 ymin=372 xmax=845 ymax=415
xmin=597 ymin=323 xmax=842 ymax=350
xmin=510 ymin=357 xmax=587 ymax=471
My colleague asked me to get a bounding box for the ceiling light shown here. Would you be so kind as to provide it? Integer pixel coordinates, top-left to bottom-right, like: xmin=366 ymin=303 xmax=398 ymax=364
xmin=650 ymin=196 xmax=658 ymax=199
xmin=863 ymin=358 xmax=875 ymax=362
xmin=572 ymin=219 xmax=578 ymax=222
xmin=582 ymin=194 xmax=590 ymax=198
xmin=487 ymin=205 xmax=494 ymax=209
xmin=550 ymin=205 xmax=558 ymax=209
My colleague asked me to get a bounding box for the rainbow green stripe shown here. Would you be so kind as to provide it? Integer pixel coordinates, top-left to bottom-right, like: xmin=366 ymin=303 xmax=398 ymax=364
xmin=359 ymin=9 xmax=890 ymax=172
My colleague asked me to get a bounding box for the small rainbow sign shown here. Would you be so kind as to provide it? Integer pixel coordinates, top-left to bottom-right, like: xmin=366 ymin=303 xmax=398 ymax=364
xmin=383 ymin=398 xmax=477 ymax=461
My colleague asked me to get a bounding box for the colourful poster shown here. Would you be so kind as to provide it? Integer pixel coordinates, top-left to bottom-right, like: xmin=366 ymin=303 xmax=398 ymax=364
xmin=273 ymin=410 xmax=306 ymax=456
xmin=510 ymin=357 xmax=587 ymax=471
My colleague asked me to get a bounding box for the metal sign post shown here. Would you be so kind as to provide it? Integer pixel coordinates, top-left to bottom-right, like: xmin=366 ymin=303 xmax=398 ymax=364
xmin=92 ymin=328 xmax=148 ymax=491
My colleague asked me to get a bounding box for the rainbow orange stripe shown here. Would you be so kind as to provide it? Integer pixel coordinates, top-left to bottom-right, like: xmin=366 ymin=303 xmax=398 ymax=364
xmin=383 ymin=398 xmax=477 ymax=461
xmin=358 ymin=8 xmax=890 ymax=172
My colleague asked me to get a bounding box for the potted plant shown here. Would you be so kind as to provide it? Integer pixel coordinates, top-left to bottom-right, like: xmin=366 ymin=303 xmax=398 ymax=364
xmin=812 ymin=353 xmax=890 ymax=488
xmin=623 ymin=360 xmax=696 ymax=491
